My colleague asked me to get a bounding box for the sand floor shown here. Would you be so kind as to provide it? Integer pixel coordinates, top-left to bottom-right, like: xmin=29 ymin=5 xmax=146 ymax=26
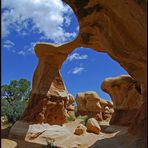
xmin=1 ymin=119 xmax=145 ymax=148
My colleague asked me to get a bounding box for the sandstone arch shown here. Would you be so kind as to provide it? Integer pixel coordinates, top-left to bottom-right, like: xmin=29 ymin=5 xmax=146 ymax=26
xmin=21 ymin=0 xmax=147 ymax=140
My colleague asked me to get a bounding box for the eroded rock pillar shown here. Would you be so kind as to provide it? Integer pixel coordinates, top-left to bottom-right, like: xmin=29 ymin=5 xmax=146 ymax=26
xmin=21 ymin=44 xmax=73 ymax=125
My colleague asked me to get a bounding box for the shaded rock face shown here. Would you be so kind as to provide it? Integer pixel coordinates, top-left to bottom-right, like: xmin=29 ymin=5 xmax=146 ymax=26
xmin=101 ymin=75 xmax=143 ymax=126
xmin=75 ymin=91 xmax=113 ymax=121
xmin=102 ymin=75 xmax=143 ymax=110
xmin=21 ymin=0 xmax=146 ymax=139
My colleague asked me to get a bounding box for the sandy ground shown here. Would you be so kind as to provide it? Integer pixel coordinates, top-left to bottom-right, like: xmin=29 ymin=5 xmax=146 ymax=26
xmin=1 ymin=119 xmax=145 ymax=148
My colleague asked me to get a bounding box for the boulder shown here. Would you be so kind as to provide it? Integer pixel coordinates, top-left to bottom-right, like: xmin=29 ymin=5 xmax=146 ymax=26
xmin=9 ymin=121 xmax=71 ymax=146
xmin=101 ymin=75 xmax=143 ymax=125
xmin=1 ymin=139 xmax=17 ymax=148
xmin=104 ymin=126 xmax=117 ymax=133
xmin=86 ymin=118 xmax=101 ymax=134
xmin=74 ymin=124 xmax=86 ymax=135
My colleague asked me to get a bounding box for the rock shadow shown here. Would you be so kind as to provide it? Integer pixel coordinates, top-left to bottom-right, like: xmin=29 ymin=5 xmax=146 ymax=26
xmin=89 ymin=130 xmax=146 ymax=148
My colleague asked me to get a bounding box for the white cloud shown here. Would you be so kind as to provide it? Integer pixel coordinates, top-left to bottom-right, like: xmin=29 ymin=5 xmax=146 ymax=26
xmin=68 ymin=64 xmax=86 ymax=75
xmin=72 ymin=67 xmax=85 ymax=74
xmin=2 ymin=39 xmax=35 ymax=56
xmin=64 ymin=16 xmax=71 ymax=26
xmin=17 ymin=50 xmax=26 ymax=56
xmin=67 ymin=53 xmax=88 ymax=62
xmin=16 ymin=42 xmax=36 ymax=56
xmin=3 ymin=40 xmax=15 ymax=49
xmin=2 ymin=0 xmax=78 ymax=44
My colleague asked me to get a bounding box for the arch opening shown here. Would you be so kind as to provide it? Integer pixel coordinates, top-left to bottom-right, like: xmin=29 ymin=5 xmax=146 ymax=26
xmin=60 ymin=47 xmax=128 ymax=102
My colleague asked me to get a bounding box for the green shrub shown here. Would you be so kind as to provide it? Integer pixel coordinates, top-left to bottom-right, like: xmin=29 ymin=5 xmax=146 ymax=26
xmin=77 ymin=115 xmax=89 ymax=124
xmin=1 ymin=79 xmax=31 ymax=123
xmin=1 ymin=98 xmax=28 ymax=123
xmin=66 ymin=114 xmax=76 ymax=122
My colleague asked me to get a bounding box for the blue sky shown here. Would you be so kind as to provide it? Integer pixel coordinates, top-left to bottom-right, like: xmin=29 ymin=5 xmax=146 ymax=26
xmin=2 ymin=0 xmax=128 ymax=101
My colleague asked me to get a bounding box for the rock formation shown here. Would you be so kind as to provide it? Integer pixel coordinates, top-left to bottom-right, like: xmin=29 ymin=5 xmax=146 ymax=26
xmin=75 ymin=91 xmax=113 ymax=121
xmin=19 ymin=0 xmax=146 ymax=141
xmin=101 ymin=75 xmax=143 ymax=126
xmin=63 ymin=0 xmax=147 ymax=138
xmin=21 ymin=44 xmax=77 ymax=125
xmin=74 ymin=124 xmax=86 ymax=135
xmin=86 ymin=118 xmax=101 ymax=134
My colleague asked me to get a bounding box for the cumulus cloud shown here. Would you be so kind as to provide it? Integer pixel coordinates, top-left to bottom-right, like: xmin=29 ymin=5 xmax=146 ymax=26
xmin=67 ymin=53 xmax=88 ymax=62
xmin=3 ymin=40 xmax=15 ymax=49
xmin=2 ymin=0 xmax=77 ymax=44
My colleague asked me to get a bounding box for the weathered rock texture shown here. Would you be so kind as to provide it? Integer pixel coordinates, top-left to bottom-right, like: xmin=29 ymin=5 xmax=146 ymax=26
xmin=74 ymin=124 xmax=87 ymax=135
xmin=21 ymin=44 xmax=77 ymax=125
xmin=101 ymin=75 xmax=143 ymax=126
xmin=75 ymin=91 xmax=113 ymax=121
xmin=86 ymin=118 xmax=101 ymax=135
xmin=63 ymin=0 xmax=147 ymax=138
xmin=21 ymin=0 xmax=146 ymax=141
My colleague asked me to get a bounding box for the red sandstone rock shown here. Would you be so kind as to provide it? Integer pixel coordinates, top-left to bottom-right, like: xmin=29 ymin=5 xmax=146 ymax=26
xmin=19 ymin=0 xmax=146 ymax=141
xmin=63 ymin=0 xmax=147 ymax=139
xmin=101 ymin=75 xmax=143 ymax=126
xmin=75 ymin=91 xmax=113 ymax=121
xmin=20 ymin=45 xmax=77 ymax=125
xmin=86 ymin=118 xmax=101 ymax=135
xmin=76 ymin=92 xmax=100 ymax=118
xmin=74 ymin=124 xmax=86 ymax=135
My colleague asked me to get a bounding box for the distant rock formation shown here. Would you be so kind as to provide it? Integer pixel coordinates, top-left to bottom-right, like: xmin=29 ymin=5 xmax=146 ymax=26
xmin=75 ymin=91 xmax=113 ymax=121
xmin=101 ymin=75 xmax=143 ymax=126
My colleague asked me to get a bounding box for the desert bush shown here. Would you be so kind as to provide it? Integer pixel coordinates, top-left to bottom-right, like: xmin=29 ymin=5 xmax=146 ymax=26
xmin=1 ymin=79 xmax=31 ymax=123
xmin=77 ymin=115 xmax=89 ymax=124
xmin=1 ymin=99 xmax=28 ymax=123
xmin=66 ymin=114 xmax=76 ymax=122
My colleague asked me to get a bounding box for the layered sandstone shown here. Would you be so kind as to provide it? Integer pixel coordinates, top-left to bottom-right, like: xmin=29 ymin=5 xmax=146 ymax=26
xmin=75 ymin=91 xmax=113 ymax=121
xmin=63 ymin=0 xmax=147 ymax=138
xmin=21 ymin=44 xmax=76 ymax=125
xmin=101 ymin=75 xmax=143 ymax=126
xmin=19 ymin=0 xmax=147 ymax=140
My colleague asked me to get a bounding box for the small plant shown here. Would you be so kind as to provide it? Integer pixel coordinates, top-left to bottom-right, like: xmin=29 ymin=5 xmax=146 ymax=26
xmin=66 ymin=114 xmax=76 ymax=122
xmin=42 ymin=138 xmax=59 ymax=148
xmin=77 ymin=115 xmax=89 ymax=124
xmin=42 ymin=143 xmax=55 ymax=148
